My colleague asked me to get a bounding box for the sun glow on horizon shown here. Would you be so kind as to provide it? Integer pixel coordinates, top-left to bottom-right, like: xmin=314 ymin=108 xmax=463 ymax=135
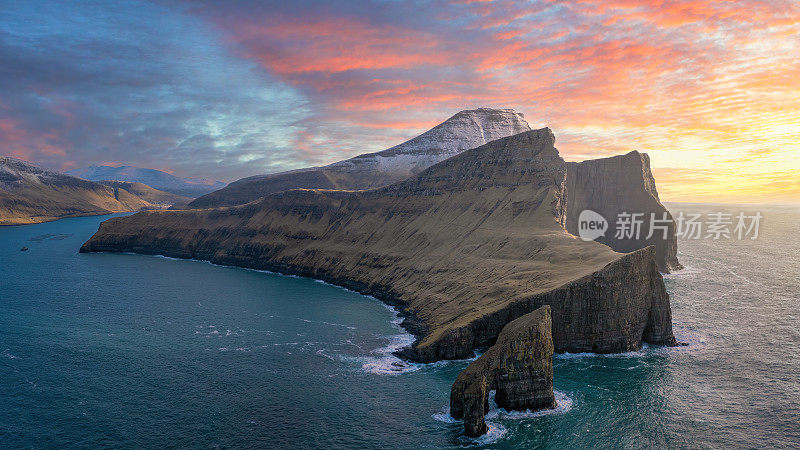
xmin=0 ymin=0 xmax=798 ymax=202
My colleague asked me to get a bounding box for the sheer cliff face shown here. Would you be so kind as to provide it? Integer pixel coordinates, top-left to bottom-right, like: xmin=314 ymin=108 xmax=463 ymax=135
xmin=188 ymin=108 xmax=680 ymax=271
xmin=564 ymin=152 xmax=682 ymax=272
xmin=0 ymin=157 xmax=185 ymax=225
xmin=82 ymin=128 xmax=677 ymax=361
xmin=187 ymin=108 xmax=531 ymax=208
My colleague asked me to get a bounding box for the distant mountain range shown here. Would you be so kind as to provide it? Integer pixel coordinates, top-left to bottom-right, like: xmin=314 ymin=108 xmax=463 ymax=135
xmin=67 ymin=166 xmax=226 ymax=198
xmin=188 ymin=108 xmax=531 ymax=208
xmin=0 ymin=157 xmax=190 ymax=225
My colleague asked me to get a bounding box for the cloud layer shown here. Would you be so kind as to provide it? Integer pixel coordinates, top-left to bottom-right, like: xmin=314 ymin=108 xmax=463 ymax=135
xmin=1 ymin=0 xmax=798 ymax=202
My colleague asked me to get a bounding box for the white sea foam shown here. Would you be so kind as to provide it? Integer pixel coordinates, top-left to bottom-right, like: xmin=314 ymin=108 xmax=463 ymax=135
xmin=432 ymin=406 xmax=458 ymax=424
xmin=555 ymin=335 xmax=703 ymax=361
xmin=217 ymin=346 xmax=250 ymax=352
xmin=356 ymin=298 xmax=423 ymax=375
xmin=316 ymin=349 xmax=337 ymax=362
xmin=435 ymin=390 xmax=573 ymax=445
xmin=295 ymin=317 xmax=356 ymax=330
xmin=117 ymin=252 xmax=430 ymax=375
xmin=662 ymin=264 xmax=703 ymax=280
xmin=321 ymin=321 xmax=356 ymax=330
xmin=556 ymin=342 xmax=674 ymax=360
xmin=486 ymin=390 xmax=574 ymax=420
xmin=467 ymin=422 xmax=508 ymax=445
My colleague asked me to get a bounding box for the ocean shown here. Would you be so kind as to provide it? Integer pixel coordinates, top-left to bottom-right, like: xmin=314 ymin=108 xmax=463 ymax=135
xmin=1 ymin=204 xmax=798 ymax=448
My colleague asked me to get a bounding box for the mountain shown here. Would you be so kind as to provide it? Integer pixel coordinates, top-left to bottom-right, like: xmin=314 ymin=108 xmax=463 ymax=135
xmin=81 ymin=128 xmax=677 ymax=362
xmin=0 ymin=157 xmax=188 ymax=225
xmin=188 ymin=108 xmax=531 ymax=208
xmin=97 ymin=181 xmax=191 ymax=209
xmin=183 ymin=107 xmax=679 ymax=270
xmin=67 ymin=165 xmax=225 ymax=198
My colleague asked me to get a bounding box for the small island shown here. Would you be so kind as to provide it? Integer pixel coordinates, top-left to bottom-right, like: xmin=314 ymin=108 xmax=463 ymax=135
xmin=81 ymin=125 xmax=680 ymax=435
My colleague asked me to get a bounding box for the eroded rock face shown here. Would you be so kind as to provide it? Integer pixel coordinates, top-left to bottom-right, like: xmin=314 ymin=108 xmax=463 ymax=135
xmin=450 ymin=306 xmax=555 ymax=437
xmin=81 ymin=128 xmax=677 ymax=361
xmin=415 ymin=245 xmax=676 ymax=361
xmin=565 ymin=152 xmax=681 ymax=272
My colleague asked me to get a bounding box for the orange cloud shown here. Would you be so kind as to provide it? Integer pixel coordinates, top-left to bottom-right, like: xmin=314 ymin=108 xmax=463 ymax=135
xmin=25 ymin=1 xmax=792 ymax=202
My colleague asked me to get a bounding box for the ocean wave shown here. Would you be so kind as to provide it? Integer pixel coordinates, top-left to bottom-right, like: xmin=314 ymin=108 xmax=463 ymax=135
xmin=350 ymin=298 xmax=420 ymax=375
xmin=662 ymin=264 xmax=703 ymax=279
xmin=315 ymin=349 xmax=337 ymax=362
xmin=486 ymin=390 xmax=574 ymax=420
xmin=555 ymin=332 xmax=706 ymax=362
xmin=435 ymin=391 xmax=573 ymax=445
xmin=295 ymin=317 xmax=356 ymax=330
xmin=556 ymin=348 xmax=649 ymax=359
xmin=357 ymin=298 xmax=483 ymax=375
xmin=463 ymin=422 xmax=508 ymax=446
xmin=115 ymin=252 xmax=433 ymax=375
xmin=360 ymin=330 xmax=420 ymax=375
xmin=555 ymin=342 xmax=684 ymax=360
xmin=432 ymin=407 xmax=458 ymax=424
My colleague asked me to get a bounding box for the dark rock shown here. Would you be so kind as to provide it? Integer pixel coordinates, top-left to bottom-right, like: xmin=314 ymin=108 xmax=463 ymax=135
xmin=450 ymin=306 xmax=555 ymax=437
xmin=565 ymin=151 xmax=682 ymax=273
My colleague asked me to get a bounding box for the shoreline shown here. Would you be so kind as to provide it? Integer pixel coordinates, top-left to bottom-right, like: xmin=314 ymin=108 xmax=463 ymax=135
xmin=96 ymin=249 xmax=431 ymax=359
xmin=87 ymin=247 xmax=681 ymax=362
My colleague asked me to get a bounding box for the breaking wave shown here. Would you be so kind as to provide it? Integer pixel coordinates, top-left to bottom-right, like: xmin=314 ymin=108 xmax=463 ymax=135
xmin=434 ymin=391 xmax=573 ymax=445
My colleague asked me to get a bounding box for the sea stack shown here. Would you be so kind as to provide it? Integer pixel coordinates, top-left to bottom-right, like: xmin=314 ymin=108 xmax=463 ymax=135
xmin=450 ymin=306 xmax=555 ymax=437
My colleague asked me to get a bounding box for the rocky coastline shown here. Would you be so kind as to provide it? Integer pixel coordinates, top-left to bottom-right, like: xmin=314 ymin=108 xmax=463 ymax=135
xmin=81 ymin=128 xmax=679 ymax=362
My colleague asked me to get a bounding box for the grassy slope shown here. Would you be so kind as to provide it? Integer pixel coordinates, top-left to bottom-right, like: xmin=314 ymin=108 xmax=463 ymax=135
xmin=83 ymin=129 xmax=644 ymax=356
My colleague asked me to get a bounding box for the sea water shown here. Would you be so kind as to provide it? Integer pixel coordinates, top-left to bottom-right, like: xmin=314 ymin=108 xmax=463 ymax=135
xmin=1 ymin=205 xmax=798 ymax=448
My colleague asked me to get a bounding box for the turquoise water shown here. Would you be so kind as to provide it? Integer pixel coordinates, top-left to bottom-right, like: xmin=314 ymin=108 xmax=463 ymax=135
xmin=1 ymin=207 xmax=798 ymax=448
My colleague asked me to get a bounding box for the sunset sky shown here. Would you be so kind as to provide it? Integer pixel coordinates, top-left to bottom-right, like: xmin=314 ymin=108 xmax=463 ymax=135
xmin=1 ymin=0 xmax=798 ymax=203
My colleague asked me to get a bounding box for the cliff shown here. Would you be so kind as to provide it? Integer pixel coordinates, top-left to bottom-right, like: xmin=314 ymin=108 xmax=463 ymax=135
xmin=187 ymin=109 xmax=680 ymax=271
xmin=450 ymin=306 xmax=555 ymax=437
xmin=81 ymin=128 xmax=677 ymax=361
xmin=565 ymin=152 xmax=682 ymax=272
xmin=0 ymin=157 xmax=186 ymax=226
xmin=187 ymin=108 xmax=531 ymax=208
